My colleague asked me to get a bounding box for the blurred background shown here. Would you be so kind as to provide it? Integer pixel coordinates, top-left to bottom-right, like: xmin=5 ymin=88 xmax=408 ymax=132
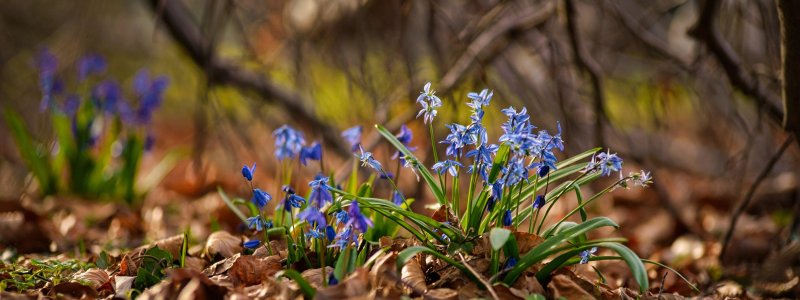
xmin=0 ymin=0 xmax=798 ymax=294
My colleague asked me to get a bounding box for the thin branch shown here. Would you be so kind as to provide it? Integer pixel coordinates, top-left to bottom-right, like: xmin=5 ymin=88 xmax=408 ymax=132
xmin=720 ymin=135 xmax=795 ymax=259
xmin=457 ymin=253 xmax=499 ymax=300
xmin=565 ymin=0 xmax=607 ymax=147
xmin=689 ymin=0 xmax=784 ymax=125
xmin=147 ymin=0 xmax=350 ymax=158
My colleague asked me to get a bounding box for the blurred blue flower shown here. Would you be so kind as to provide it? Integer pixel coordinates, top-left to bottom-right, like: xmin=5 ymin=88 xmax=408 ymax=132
xmin=77 ymin=54 xmax=106 ymax=81
xmin=299 ymin=142 xmax=322 ymax=166
xmin=62 ymin=95 xmax=80 ymax=116
xmin=392 ymin=191 xmax=405 ymax=206
xmin=491 ymin=181 xmax=504 ymax=202
xmin=306 ymin=229 xmax=325 ymax=240
xmin=392 ymin=125 xmax=416 ymax=163
xmin=341 ymin=125 xmax=362 ymax=151
xmin=273 ymin=125 xmax=305 ymax=161
xmin=246 ymin=216 xmax=267 ymax=231
xmin=286 ymin=194 xmax=306 ymax=209
xmin=309 ymin=176 xmax=333 ymax=208
xmin=503 ymin=256 xmax=518 ymax=270
xmin=633 ymin=170 xmax=652 ymax=187
xmin=298 ymin=206 xmax=326 ymax=230
xmin=416 ymin=82 xmax=442 ymax=124
xmin=579 ymin=247 xmax=597 ymax=264
xmin=486 ymin=195 xmax=497 ymax=212
xmin=357 ymin=147 xmax=384 ymax=173
xmin=329 ymin=225 xmax=356 ymax=249
xmin=251 ymin=188 xmax=272 ymax=209
xmin=91 ymin=80 xmax=121 ymax=114
xmin=132 ymin=69 xmax=168 ymax=124
xmin=335 ymin=209 xmax=349 ymax=225
xmin=587 ymin=150 xmax=623 ymax=177
xmin=243 ymin=239 xmax=261 ymax=249
xmin=36 ymin=49 xmax=61 ymax=111
xmin=241 ymin=163 xmax=256 ymax=181
xmin=346 ymin=201 xmax=373 ymax=233
xmin=533 ymin=195 xmax=545 ymax=209
xmin=328 ymin=273 xmax=339 ymax=285
xmin=432 ymin=160 xmax=463 ymax=177
xmin=325 ymin=225 xmax=336 ymax=241
xmin=502 ymin=210 xmax=513 ymax=226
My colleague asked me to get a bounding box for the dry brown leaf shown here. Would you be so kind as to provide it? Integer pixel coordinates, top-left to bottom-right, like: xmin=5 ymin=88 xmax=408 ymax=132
xmin=153 ymin=234 xmax=185 ymax=259
xmin=184 ymin=256 xmax=208 ymax=272
xmin=137 ymin=269 xmax=228 ymax=300
xmin=115 ymin=275 xmax=136 ymax=296
xmin=424 ymin=288 xmax=458 ymax=300
xmin=513 ymin=231 xmax=544 ymax=255
xmin=204 ymin=253 xmax=241 ymax=277
xmin=316 ymin=268 xmax=371 ymax=299
xmin=300 ymin=266 xmax=334 ymax=289
xmin=205 ymin=231 xmax=243 ymax=259
xmin=510 ymin=274 xmax=545 ymax=295
xmin=71 ymin=268 xmax=110 ymax=289
xmin=548 ymin=274 xmax=597 ymax=300
xmin=46 ymin=282 xmax=98 ymax=298
xmin=431 ymin=206 xmax=459 ymax=227
xmin=229 ymin=255 xmax=283 ymax=286
xmin=401 ymin=256 xmax=427 ymax=295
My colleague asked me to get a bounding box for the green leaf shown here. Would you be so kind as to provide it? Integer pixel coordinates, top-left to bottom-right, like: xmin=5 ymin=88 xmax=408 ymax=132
xmin=488 ymin=144 xmax=510 ymax=183
xmin=375 ymin=124 xmax=445 ymax=204
xmin=276 ymin=269 xmax=316 ymax=299
xmin=218 ymin=187 xmax=248 ymax=223
xmin=503 ymin=217 xmax=619 ymax=284
xmin=3 ymin=109 xmax=56 ymax=195
xmin=489 ymin=228 xmax=511 ymax=251
xmin=334 ymin=246 xmax=357 ymax=280
xmin=535 ymin=242 xmax=648 ymax=293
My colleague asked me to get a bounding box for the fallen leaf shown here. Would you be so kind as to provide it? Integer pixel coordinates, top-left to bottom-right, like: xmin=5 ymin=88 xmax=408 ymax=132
xmin=205 ymin=231 xmax=243 ymax=259
xmin=46 ymin=282 xmax=97 ymax=298
xmin=548 ymin=274 xmax=597 ymax=300
xmin=316 ymin=267 xmax=370 ymax=299
xmin=228 ymin=255 xmax=283 ymax=286
xmin=204 ymin=254 xmax=240 ymax=277
xmin=301 ymin=266 xmax=334 ymax=289
xmin=401 ymin=256 xmax=426 ymax=295
xmin=115 ymin=275 xmax=136 ymax=296
xmin=424 ymin=288 xmax=458 ymax=300
xmin=153 ymin=234 xmax=185 ymax=259
xmin=71 ymin=268 xmax=110 ymax=289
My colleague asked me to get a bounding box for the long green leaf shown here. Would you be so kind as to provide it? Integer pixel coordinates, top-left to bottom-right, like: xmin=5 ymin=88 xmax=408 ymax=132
xmin=276 ymin=269 xmax=316 ymax=299
xmin=375 ymin=124 xmax=445 ymax=204
xmin=534 ymin=242 xmax=649 ymax=293
xmin=217 ymin=187 xmax=248 ymax=223
xmin=4 ymin=109 xmax=56 ymax=195
xmin=503 ymin=217 xmax=618 ymax=284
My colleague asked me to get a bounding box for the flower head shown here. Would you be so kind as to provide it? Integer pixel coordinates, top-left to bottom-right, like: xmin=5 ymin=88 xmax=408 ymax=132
xmin=416 ymin=82 xmax=442 ymax=124
xmin=503 ymin=256 xmax=518 ymax=270
xmin=309 ymin=176 xmax=333 ymax=208
xmin=298 ymin=206 xmax=326 ymax=230
xmin=346 ymin=201 xmax=373 ymax=233
xmin=533 ymin=195 xmax=545 ymax=209
xmin=503 ymin=156 xmax=529 ymax=186
xmin=341 ymin=126 xmax=362 ymax=151
xmin=77 ymin=54 xmax=107 ymax=81
xmin=273 ymin=125 xmax=306 ymax=161
xmin=392 ymin=191 xmax=405 ymax=206
xmin=241 ymin=163 xmax=256 ymax=181
xmin=329 ymin=225 xmax=357 ymax=249
xmin=586 ymin=150 xmax=623 ymax=177
xmin=325 ymin=225 xmax=336 ymax=241
xmin=251 ymin=188 xmax=272 ymax=209
xmin=440 ymin=123 xmax=474 ymax=157
xmin=486 ymin=195 xmax=497 ymax=212
xmin=246 ymin=216 xmax=267 ymax=231
xmin=579 ymin=247 xmax=597 ymax=264
xmin=632 ymin=170 xmax=652 ymax=187
xmin=36 ymin=48 xmax=61 ymax=111
xmin=243 ymin=239 xmax=261 ymax=249
xmin=91 ymin=80 xmax=122 ymax=114
xmin=502 ymin=210 xmax=513 ymax=226
xmin=299 ymin=142 xmax=322 ymax=166
xmin=392 ymin=125 xmax=417 ymax=162
xmin=132 ymin=69 xmax=169 ymax=124
xmin=357 ymin=146 xmax=384 ymax=173
xmin=335 ymin=209 xmax=349 ymax=225
xmin=432 ymin=160 xmax=463 ymax=177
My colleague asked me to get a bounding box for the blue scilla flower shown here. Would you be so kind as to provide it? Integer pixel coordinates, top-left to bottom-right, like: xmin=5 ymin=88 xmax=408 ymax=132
xmin=579 ymin=247 xmax=597 ymax=264
xmin=346 ymin=201 xmax=373 ymax=233
xmin=416 ymin=82 xmax=442 ymax=124
xmin=335 ymin=209 xmax=349 ymax=225
xmin=298 ymin=206 xmax=326 ymax=230
xmin=329 ymin=225 xmax=357 ymax=249
xmin=309 ymin=176 xmax=333 ymax=208
xmin=440 ymin=123 xmax=473 ymax=157
xmin=62 ymin=95 xmax=80 ymax=116
xmin=633 ymin=170 xmax=652 ymax=187
xmin=379 ymin=172 xmax=394 ymax=180
xmin=273 ymin=125 xmax=306 ymax=161
xmin=587 ymin=150 xmax=623 ymax=177
xmin=325 ymin=225 xmax=336 ymax=241
xmin=241 ymin=163 xmax=256 ymax=181
xmin=466 ymin=144 xmax=498 ymax=166
xmin=328 ymin=273 xmax=339 ymax=285
xmin=504 ymin=156 xmax=529 ymax=186
xmin=486 ymin=195 xmax=497 ymax=212
xmin=251 ymin=188 xmax=272 ymax=209
xmin=357 ymin=146 xmax=384 ymax=173
xmin=91 ymin=80 xmax=122 ymax=114
xmin=392 ymin=191 xmax=405 ymax=206
xmin=502 ymin=210 xmax=513 ymax=226
xmin=77 ymin=54 xmax=106 ymax=81
xmin=341 ymin=125 xmax=362 ymax=151
xmin=246 ymin=215 xmax=267 ymax=231
xmin=503 ymin=256 xmax=518 ymax=270
xmin=243 ymin=239 xmax=261 ymax=249
xmin=306 ymin=229 xmax=325 ymax=240
xmin=299 ymin=142 xmax=322 ymax=166
xmin=467 ymin=88 xmax=493 ymax=109
xmin=36 ymin=48 xmax=61 ymax=111
xmin=491 ymin=180 xmax=504 ymax=202
xmin=432 ymin=160 xmax=463 ymax=177
xmin=533 ymin=195 xmax=545 ymax=209
xmin=392 ymin=125 xmax=417 ymax=162
xmin=286 ymin=194 xmax=306 ymax=209
xmin=132 ymin=69 xmax=168 ymax=124
xmin=500 ymin=107 xmax=533 ymax=138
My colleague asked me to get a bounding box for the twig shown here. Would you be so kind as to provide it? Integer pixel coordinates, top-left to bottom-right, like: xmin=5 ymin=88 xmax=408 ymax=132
xmin=565 ymin=0 xmax=607 ymax=147
xmin=458 ymin=253 xmax=499 ymax=300
xmin=147 ymin=0 xmax=350 ymax=158
xmin=658 ymin=271 xmax=668 ymax=299
xmin=720 ymin=135 xmax=795 ymax=259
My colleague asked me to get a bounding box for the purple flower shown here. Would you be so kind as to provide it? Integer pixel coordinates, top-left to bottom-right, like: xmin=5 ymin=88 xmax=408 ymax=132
xmin=586 ymin=150 xmax=623 ymax=177
xmin=579 ymin=247 xmax=597 ymax=264
xmin=91 ymin=80 xmax=122 ymax=114
xmin=503 ymin=256 xmax=518 ymax=270
xmin=243 ymin=239 xmax=261 ymax=249
xmin=392 ymin=191 xmax=405 ymax=206
xmin=357 ymin=147 xmax=384 ymax=173
xmin=246 ymin=216 xmax=267 ymax=231
xmin=392 ymin=125 xmax=416 ymax=162
xmin=416 ymin=82 xmax=442 ymax=124
xmin=241 ymin=163 xmax=256 ymax=181
xmin=299 ymin=142 xmax=322 ymax=166
xmin=329 ymin=225 xmax=357 ymax=249
xmin=273 ymin=125 xmax=306 ymax=161
xmin=251 ymin=188 xmax=272 ymax=209
xmin=341 ymin=126 xmax=362 ymax=151
xmin=325 ymin=225 xmax=336 ymax=241
xmin=502 ymin=210 xmax=513 ymax=226
xmin=298 ymin=206 xmax=326 ymax=230
xmin=132 ymin=69 xmax=168 ymax=124
xmin=36 ymin=49 xmax=60 ymax=111
xmin=432 ymin=160 xmax=463 ymax=177
xmin=533 ymin=195 xmax=545 ymax=209
xmin=309 ymin=176 xmax=333 ymax=208
xmin=346 ymin=201 xmax=373 ymax=233
xmin=77 ymin=54 xmax=106 ymax=81
xmin=486 ymin=195 xmax=497 ymax=212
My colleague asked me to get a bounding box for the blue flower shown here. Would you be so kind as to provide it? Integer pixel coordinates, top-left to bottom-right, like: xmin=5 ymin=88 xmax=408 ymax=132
xmin=579 ymin=247 xmax=597 ymax=264
xmin=491 ymin=181 xmax=504 ymax=202
xmin=357 ymin=147 xmax=384 ymax=173
xmin=298 ymin=206 xmax=326 ymax=230
xmin=62 ymin=95 xmax=80 ymax=116
xmin=537 ymin=165 xmax=550 ymax=177
xmin=432 ymin=160 xmax=463 ymax=177
xmin=306 ymin=229 xmax=325 ymax=240
xmin=329 ymin=225 xmax=357 ymax=249
xmin=335 ymin=209 xmax=349 ymax=225
xmin=246 ymin=216 xmax=267 ymax=231
xmin=286 ymin=194 xmax=306 ymax=208
xmin=273 ymin=125 xmax=306 ymax=161
xmin=392 ymin=125 xmax=417 ymax=162
xmin=392 ymin=191 xmax=405 ymax=206
xmin=36 ymin=48 xmax=60 ymax=111
xmin=533 ymin=195 xmax=545 ymax=209
xmin=486 ymin=195 xmax=497 ymax=212
xmin=328 ymin=274 xmax=339 ymax=285
xmin=466 ymin=144 xmax=498 ymax=165
xmin=243 ymin=239 xmax=261 ymax=249
xmin=265 ymin=219 xmax=273 ymax=229
xmin=346 ymin=201 xmax=373 ymax=233
xmin=77 ymin=54 xmax=106 ymax=81
xmin=325 ymin=225 xmax=336 ymax=241
xmin=91 ymin=80 xmax=122 ymax=114
xmin=132 ymin=69 xmax=168 ymax=124
xmin=299 ymin=142 xmax=322 ymax=166
xmin=241 ymin=163 xmax=256 ymax=181
xmin=309 ymin=176 xmax=333 ymax=208
xmin=503 ymin=156 xmax=529 ymax=186
xmin=440 ymin=123 xmax=473 ymax=157
xmin=633 ymin=170 xmax=652 ymax=187
xmin=467 ymin=88 xmax=493 ymax=109
xmin=503 ymin=256 xmax=518 ymax=270
xmin=416 ymin=82 xmax=442 ymax=124
xmin=502 ymin=210 xmax=513 ymax=226
xmin=587 ymin=150 xmax=623 ymax=177
xmin=341 ymin=126 xmax=362 ymax=151
xmin=251 ymin=188 xmax=272 ymax=209
xmin=379 ymin=172 xmax=394 ymax=180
